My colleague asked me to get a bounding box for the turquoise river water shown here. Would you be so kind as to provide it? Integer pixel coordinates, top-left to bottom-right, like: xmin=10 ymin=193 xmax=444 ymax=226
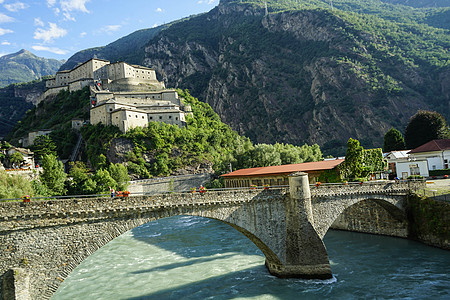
xmin=52 ymin=216 xmax=449 ymax=300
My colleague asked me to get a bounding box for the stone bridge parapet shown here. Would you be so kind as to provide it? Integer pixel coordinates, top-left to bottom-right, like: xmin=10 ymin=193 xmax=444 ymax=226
xmin=310 ymin=181 xmax=421 ymax=198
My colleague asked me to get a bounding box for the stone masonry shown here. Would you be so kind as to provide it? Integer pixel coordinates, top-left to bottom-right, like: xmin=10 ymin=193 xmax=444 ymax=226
xmin=0 ymin=180 xmax=419 ymax=300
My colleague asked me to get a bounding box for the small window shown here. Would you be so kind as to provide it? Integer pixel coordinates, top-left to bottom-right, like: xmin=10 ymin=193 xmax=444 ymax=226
xmin=169 ymin=116 xmax=172 ymax=119
xmin=176 ymin=117 xmax=178 ymax=120
xmin=150 ymin=116 xmax=153 ymax=120
xmin=159 ymin=116 xmax=162 ymax=119
xmin=142 ymin=116 xmax=145 ymax=119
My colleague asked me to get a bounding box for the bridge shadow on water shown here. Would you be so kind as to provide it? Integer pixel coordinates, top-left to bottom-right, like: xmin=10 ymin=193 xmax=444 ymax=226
xmin=126 ymin=215 xmax=334 ymax=299
xmin=130 ymin=254 xmax=236 ymax=274
xmin=130 ymin=215 xmax=263 ymax=258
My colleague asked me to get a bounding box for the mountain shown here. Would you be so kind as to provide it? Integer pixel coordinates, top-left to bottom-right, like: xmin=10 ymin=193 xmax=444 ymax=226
xmin=58 ymin=15 xmax=201 ymax=71
xmin=42 ymin=0 xmax=450 ymax=155
xmin=0 ymin=49 xmax=64 ymax=87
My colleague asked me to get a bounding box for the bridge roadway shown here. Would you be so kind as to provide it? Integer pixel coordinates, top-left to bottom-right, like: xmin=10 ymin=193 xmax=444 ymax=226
xmin=0 ymin=173 xmax=422 ymax=300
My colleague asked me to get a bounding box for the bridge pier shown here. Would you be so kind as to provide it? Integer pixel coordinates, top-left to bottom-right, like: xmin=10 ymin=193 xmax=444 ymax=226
xmin=266 ymin=172 xmax=332 ymax=279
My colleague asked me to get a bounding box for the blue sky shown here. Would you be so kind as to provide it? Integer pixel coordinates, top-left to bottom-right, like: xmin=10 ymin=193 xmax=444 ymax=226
xmin=0 ymin=0 xmax=220 ymax=60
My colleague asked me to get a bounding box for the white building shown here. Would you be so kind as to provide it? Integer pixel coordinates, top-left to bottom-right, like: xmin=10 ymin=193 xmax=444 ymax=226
xmin=408 ymin=139 xmax=450 ymax=172
xmin=385 ymin=139 xmax=450 ymax=179
xmin=385 ymin=150 xmax=428 ymax=179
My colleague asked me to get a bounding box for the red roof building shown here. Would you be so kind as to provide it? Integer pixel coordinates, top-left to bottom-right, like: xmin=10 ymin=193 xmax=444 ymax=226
xmin=221 ymin=159 xmax=345 ymax=188
xmin=408 ymin=139 xmax=450 ymax=171
xmin=408 ymin=139 xmax=450 ymax=154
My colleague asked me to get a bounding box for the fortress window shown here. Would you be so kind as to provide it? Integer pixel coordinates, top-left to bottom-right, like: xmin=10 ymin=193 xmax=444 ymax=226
xmin=159 ymin=116 xmax=162 ymax=120
xmin=142 ymin=116 xmax=145 ymax=119
xmin=176 ymin=117 xmax=178 ymax=120
xmin=169 ymin=116 xmax=172 ymax=119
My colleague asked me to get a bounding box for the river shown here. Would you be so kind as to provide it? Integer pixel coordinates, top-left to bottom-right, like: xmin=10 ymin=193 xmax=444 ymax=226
xmin=52 ymin=216 xmax=449 ymax=299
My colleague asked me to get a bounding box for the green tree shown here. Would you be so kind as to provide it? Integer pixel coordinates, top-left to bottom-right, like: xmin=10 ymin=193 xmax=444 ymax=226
xmin=405 ymin=110 xmax=450 ymax=149
xmin=9 ymin=152 xmax=24 ymax=166
xmin=343 ymin=138 xmax=364 ymax=179
xmin=31 ymin=135 xmax=57 ymax=160
xmin=92 ymin=169 xmax=117 ymax=194
xmin=383 ymin=128 xmax=405 ymax=152
xmin=40 ymin=154 xmax=67 ymax=196
xmin=108 ymin=163 xmax=130 ymax=191
xmin=67 ymin=161 xmax=90 ymax=195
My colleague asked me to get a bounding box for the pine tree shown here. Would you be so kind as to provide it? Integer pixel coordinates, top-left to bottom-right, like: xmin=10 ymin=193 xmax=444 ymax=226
xmin=383 ymin=128 xmax=405 ymax=152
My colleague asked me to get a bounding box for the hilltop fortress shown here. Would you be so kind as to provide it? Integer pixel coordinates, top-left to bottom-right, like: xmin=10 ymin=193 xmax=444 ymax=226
xmin=43 ymin=58 xmax=192 ymax=133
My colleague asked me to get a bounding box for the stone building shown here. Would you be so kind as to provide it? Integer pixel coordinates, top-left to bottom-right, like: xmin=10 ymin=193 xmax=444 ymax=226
xmin=20 ymin=130 xmax=52 ymax=147
xmin=90 ymin=89 xmax=192 ymax=132
xmin=45 ymin=58 xmax=110 ymax=91
xmin=42 ymin=57 xmax=192 ymax=133
xmin=43 ymin=59 xmax=165 ymax=99
xmin=221 ymin=159 xmax=345 ymax=188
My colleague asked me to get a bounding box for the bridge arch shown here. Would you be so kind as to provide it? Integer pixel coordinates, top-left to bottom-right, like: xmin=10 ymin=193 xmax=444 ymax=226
xmin=312 ymin=194 xmax=408 ymax=239
xmin=49 ymin=213 xmax=285 ymax=299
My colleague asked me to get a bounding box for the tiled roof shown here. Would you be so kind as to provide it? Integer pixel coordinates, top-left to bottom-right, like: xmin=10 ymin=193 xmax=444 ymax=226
xmin=221 ymin=159 xmax=345 ymax=178
xmin=409 ymin=139 xmax=450 ymax=154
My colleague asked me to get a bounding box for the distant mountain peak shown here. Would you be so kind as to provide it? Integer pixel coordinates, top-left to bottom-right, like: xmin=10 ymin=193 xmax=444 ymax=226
xmin=0 ymin=49 xmax=64 ymax=87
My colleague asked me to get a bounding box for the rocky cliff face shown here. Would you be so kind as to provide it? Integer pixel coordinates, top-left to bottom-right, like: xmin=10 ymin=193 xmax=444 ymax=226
xmin=0 ymin=81 xmax=45 ymax=137
xmin=143 ymin=1 xmax=445 ymax=155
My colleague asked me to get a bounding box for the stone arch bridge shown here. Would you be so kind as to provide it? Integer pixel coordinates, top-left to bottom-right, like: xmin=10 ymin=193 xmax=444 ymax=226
xmin=0 ymin=173 xmax=422 ymax=300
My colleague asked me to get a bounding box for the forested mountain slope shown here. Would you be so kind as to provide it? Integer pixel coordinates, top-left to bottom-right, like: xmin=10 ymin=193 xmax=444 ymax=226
xmin=49 ymin=0 xmax=450 ymax=155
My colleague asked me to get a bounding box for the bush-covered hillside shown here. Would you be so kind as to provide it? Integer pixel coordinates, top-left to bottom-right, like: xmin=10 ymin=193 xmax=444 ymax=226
xmin=6 ymin=87 xmax=322 ymax=179
xmin=81 ymin=89 xmax=323 ymax=179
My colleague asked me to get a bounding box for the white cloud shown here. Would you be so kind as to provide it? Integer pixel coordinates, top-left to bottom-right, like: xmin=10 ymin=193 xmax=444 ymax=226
xmin=0 ymin=28 xmax=13 ymax=35
xmin=156 ymin=8 xmax=163 ymax=13
xmin=1 ymin=40 xmax=11 ymax=45
xmin=197 ymin=0 xmax=217 ymax=4
xmin=34 ymin=18 xmax=45 ymax=27
xmin=32 ymin=45 xmax=67 ymax=55
xmin=61 ymin=0 xmax=90 ymax=13
xmin=0 ymin=13 xmax=14 ymax=23
xmin=80 ymin=31 xmax=87 ymax=37
xmin=4 ymin=2 xmax=28 ymax=12
xmin=96 ymin=24 xmax=121 ymax=34
xmin=63 ymin=12 xmax=75 ymax=21
xmin=33 ymin=22 xmax=67 ymax=43
xmin=57 ymin=0 xmax=91 ymax=21
xmin=47 ymin=0 xmax=56 ymax=7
